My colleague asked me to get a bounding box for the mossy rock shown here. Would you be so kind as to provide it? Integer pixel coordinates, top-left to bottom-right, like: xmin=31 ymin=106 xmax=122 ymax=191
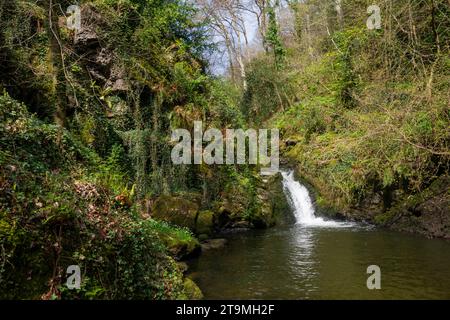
xmin=374 ymin=175 xmax=450 ymax=239
xmin=214 ymin=206 xmax=232 ymax=228
xmin=152 ymin=195 xmax=199 ymax=230
xmin=195 ymin=210 xmax=214 ymax=235
xmin=198 ymin=234 xmax=209 ymax=241
xmin=160 ymin=233 xmax=201 ymax=261
xmin=252 ymin=173 xmax=291 ymax=228
xmin=251 ymin=202 xmax=276 ymax=228
xmin=183 ymin=278 xmax=204 ymax=300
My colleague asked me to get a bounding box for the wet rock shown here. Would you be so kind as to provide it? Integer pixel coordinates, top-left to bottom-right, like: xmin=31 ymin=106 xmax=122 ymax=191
xmin=230 ymin=221 xmax=251 ymax=229
xmin=215 ymin=206 xmax=232 ymax=229
xmin=198 ymin=234 xmax=209 ymax=242
xmin=251 ymin=173 xmax=289 ymax=228
xmin=201 ymin=239 xmax=227 ymax=251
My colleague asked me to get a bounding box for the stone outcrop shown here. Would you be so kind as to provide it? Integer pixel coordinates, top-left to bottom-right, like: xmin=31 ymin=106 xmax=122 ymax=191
xmin=152 ymin=195 xmax=199 ymax=230
xmin=376 ymin=176 xmax=450 ymax=239
xmin=73 ymin=5 xmax=129 ymax=94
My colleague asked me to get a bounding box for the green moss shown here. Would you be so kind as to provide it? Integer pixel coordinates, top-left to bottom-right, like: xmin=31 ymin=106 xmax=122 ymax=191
xmin=375 ymin=176 xmax=450 ymax=227
xmin=374 ymin=210 xmax=398 ymax=225
xmin=182 ymin=278 xmax=203 ymax=300
xmin=152 ymin=195 xmax=199 ymax=230
xmin=150 ymin=220 xmax=201 ymax=261
xmin=195 ymin=211 xmax=214 ymax=236
xmin=0 ymin=96 xmax=190 ymax=299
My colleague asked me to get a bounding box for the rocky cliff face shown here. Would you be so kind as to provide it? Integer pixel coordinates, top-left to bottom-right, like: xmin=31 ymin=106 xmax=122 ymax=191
xmin=283 ymin=133 xmax=449 ymax=240
xmin=150 ymin=173 xmax=291 ymax=236
xmin=74 ymin=5 xmax=129 ymax=94
xmin=376 ymin=176 xmax=450 ymax=239
xmin=300 ymin=161 xmax=450 ymax=239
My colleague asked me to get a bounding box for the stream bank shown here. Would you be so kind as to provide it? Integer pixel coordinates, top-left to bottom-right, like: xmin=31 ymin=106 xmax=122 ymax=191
xmin=152 ymin=163 xmax=449 ymax=299
xmin=187 ymin=171 xmax=450 ymax=300
xmin=282 ymin=153 xmax=450 ymax=240
xmin=150 ymin=171 xmax=291 ymax=298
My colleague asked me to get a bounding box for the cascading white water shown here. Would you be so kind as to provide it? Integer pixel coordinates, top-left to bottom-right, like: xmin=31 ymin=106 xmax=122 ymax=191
xmin=281 ymin=170 xmax=354 ymax=228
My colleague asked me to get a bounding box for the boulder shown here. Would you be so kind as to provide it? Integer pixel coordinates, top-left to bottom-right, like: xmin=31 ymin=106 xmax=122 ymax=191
xmin=161 ymin=234 xmax=201 ymax=261
xmin=183 ymin=278 xmax=203 ymax=300
xmin=195 ymin=210 xmax=214 ymax=236
xmin=152 ymin=195 xmax=199 ymax=230
xmin=251 ymin=173 xmax=291 ymax=228
xmin=201 ymin=239 xmax=227 ymax=251
xmin=198 ymin=234 xmax=209 ymax=242
xmin=215 ymin=206 xmax=232 ymax=229
xmin=230 ymin=221 xmax=251 ymax=229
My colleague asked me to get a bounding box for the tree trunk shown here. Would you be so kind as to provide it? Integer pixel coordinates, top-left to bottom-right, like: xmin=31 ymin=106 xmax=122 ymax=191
xmin=46 ymin=0 xmax=67 ymax=144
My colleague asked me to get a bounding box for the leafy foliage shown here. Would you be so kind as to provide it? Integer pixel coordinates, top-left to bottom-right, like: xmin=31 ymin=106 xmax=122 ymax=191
xmin=265 ymin=0 xmax=450 ymax=214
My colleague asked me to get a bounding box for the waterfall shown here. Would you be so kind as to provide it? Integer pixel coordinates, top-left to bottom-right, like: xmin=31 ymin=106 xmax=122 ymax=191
xmin=281 ymin=170 xmax=353 ymax=228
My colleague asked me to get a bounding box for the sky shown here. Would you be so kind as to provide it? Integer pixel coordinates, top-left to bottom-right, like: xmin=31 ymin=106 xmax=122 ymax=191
xmin=207 ymin=4 xmax=260 ymax=75
xmin=206 ymin=1 xmax=293 ymax=75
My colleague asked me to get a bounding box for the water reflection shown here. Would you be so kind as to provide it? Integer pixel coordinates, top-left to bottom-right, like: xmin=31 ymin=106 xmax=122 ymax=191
xmin=287 ymin=226 xmax=319 ymax=297
xmin=289 ymin=227 xmax=315 ymax=273
xmin=189 ymin=226 xmax=450 ymax=300
xmin=188 ymin=171 xmax=449 ymax=299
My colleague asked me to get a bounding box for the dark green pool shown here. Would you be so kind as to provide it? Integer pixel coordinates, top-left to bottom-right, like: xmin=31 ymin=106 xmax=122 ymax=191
xmin=188 ymin=224 xmax=450 ymax=300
